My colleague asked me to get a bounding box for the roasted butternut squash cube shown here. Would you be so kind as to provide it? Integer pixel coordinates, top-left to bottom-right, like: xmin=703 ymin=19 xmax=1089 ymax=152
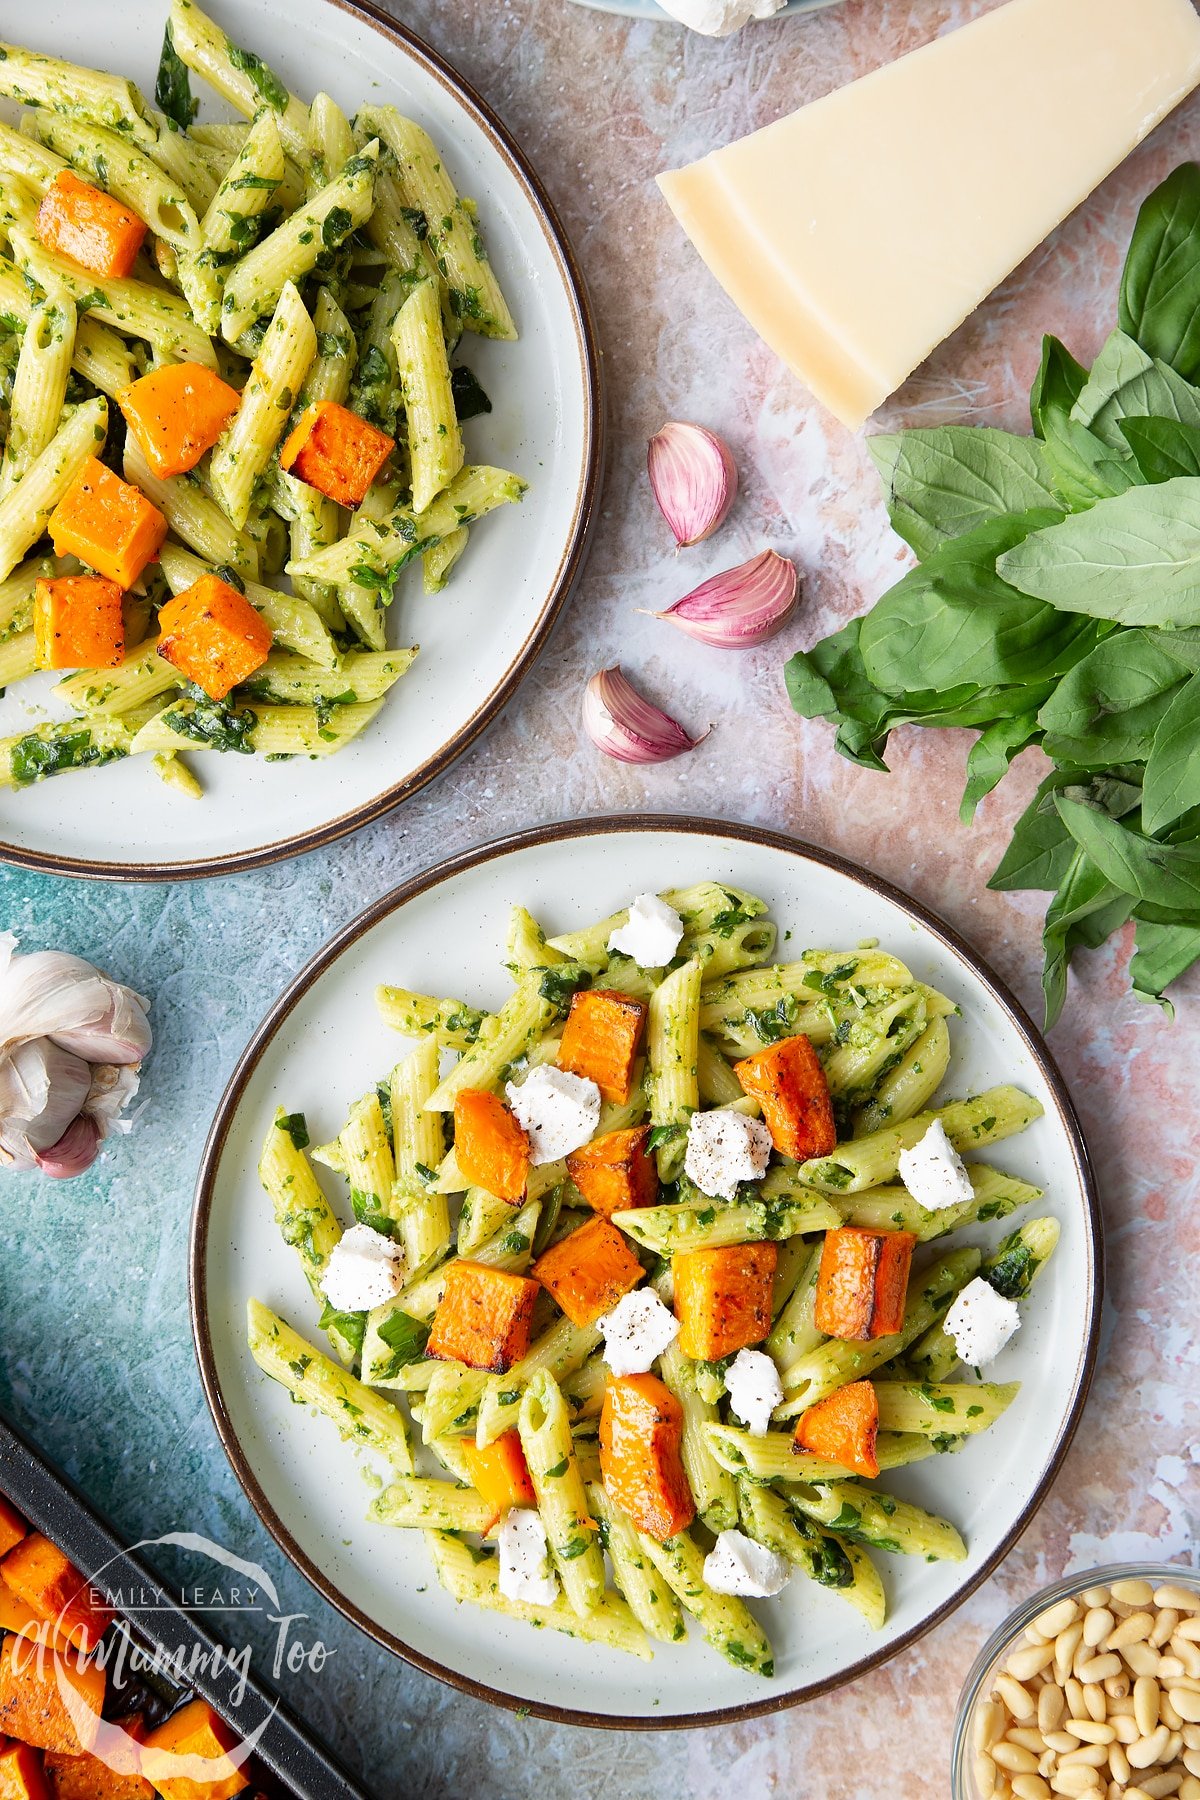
xmin=793 ymin=1379 xmax=880 ymax=1478
xmin=0 ymin=1496 xmax=26 ymax=1560
xmin=0 ymin=1534 xmax=113 ymax=1653
xmin=813 ymin=1227 xmax=916 ymax=1341
xmin=48 ymin=459 xmax=166 ymax=591
xmin=453 ymin=1090 xmax=529 ymax=1203
xmin=44 ymin=1712 xmax=153 ymax=1800
xmin=459 ymin=1430 xmax=535 ymax=1522
xmin=556 ymin=989 xmax=647 ymax=1105
xmin=33 ymin=576 xmax=124 ymax=672
xmin=672 ymin=1242 xmax=776 ymax=1360
xmin=0 ymin=1635 xmax=104 ymax=1755
xmin=118 ymin=364 xmax=241 ymax=479
xmin=734 ymin=1034 xmax=836 ymax=1162
xmin=531 ymin=1216 xmax=643 ymax=1328
xmin=0 ymin=1738 xmax=51 ymax=1800
xmin=599 ymin=1373 xmax=694 ymax=1542
xmin=36 ymin=171 xmax=146 ymax=279
xmin=279 ymin=401 xmax=394 ymax=508
xmin=566 ymin=1126 xmax=658 ymax=1220
xmin=156 ymin=575 xmax=271 ymax=702
xmin=426 ymin=1261 xmax=539 ymax=1373
xmin=141 ymin=1699 xmax=249 ymax=1800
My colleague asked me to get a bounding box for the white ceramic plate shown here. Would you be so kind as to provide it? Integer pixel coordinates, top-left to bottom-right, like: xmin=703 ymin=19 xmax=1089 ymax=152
xmin=0 ymin=0 xmax=601 ymax=880
xmin=569 ymin=0 xmax=840 ymax=19
xmin=193 ymin=818 xmax=1101 ymax=1727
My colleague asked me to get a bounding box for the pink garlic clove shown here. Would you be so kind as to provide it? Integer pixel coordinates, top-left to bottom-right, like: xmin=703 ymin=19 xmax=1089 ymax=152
xmin=647 ymin=422 xmax=738 ymax=547
xmin=583 ymin=666 xmax=708 ymax=763
xmin=34 ymin=1114 xmax=101 ymax=1179
xmin=654 ymin=549 xmax=799 ymax=648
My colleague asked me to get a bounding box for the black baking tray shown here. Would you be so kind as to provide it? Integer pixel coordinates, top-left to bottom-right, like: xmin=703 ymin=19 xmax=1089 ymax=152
xmin=0 ymin=1408 xmax=374 ymax=1800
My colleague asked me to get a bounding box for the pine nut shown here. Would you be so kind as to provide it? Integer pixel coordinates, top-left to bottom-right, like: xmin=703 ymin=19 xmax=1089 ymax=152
xmin=1010 ymin=1643 xmax=1059 ymax=1681
xmin=1046 ymin=1731 xmax=1080 ymax=1753
xmin=1189 ymin=1752 xmax=1200 ymax=1777
xmin=977 ymin=1700 xmax=1006 ymax=1748
xmin=1128 ymin=1645 xmax=1164 ymax=1677
xmin=1078 ymin=1655 xmax=1123 ymax=1684
xmin=1163 ymin=1697 xmax=1185 ymax=1731
xmin=1050 ymin=1770 xmax=1102 ymax=1796
xmin=1130 ymin=1727 xmax=1173 ymax=1770
xmin=1114 ymin=1582 xmax=1156 ymax=1607
xmin=1184 ymin=1727 xmax=1200 ymax=1749
xmin=1140 ymin=1776 xmax=1183 ymax=1799
xmin=1110 ymin=1614 xmax=1157 ymax=1650
xmin=1085 ymin=1609 xmax=1116 ymax=1648
xmin=1058 ymin=1625 xmax=1087 ymax=1683
xmin=995 ymin=1743 xmax=1042 ymax=1774
xmin=1127 ymin=1790 xmax=1155 ymax=1800
xmin=1105 ymin=1675 xmax=1132 ymax=1700
xmin=1084 ymin=1685 xmax=1107 ymax=1723
xmin=1182 ymin=1777 xmax=1200 ymax=1799
xmin=975 ymin=1752 xmax=998 ymax=1796
xmin=1010 ymin=1729 xmax=1048 ymax=1754
xmin=1136 ymin=1678 xmax=1163 ymax=1737
xmin=1161 ymin=1660 xmax=1188 ymax=1682
xmin=1012 ymin=1778 xmax=1051 ymax=1800
xmin=1037 ymin=1600 xmax=1082 ymax=1638
xmin=1109 ymin=1743 xmax=1131 ymax=1784
xmin=1155 ymin=1613 xmax=1183 ymax=1648
xmin=1066 ymin=1680 xmax=1087 ymax=1720
xmin=998 ymin=1674 xmax=1038 ymax=1720
xmin=1066 ymin=1721 xmax=1116 ymax=1746
xmin=1173 ymin=1641 xmax=1200 ymax=1679
xmin=1040 ymin=1685 xmax=1066 ymax=1732
xmin=1113 ymin=1716 xmax=1141 ymax=1743
xmin=1167 ymin=1732 xmax=1184 ymax=1761
xmin=1083 ymin=1588 xmax=1113 ymax=1610
xmin=1177 ymin=1621 xmax=1200 ymax=1644
xmin=1156 ymin=1588 xmax=1200 ymax=1615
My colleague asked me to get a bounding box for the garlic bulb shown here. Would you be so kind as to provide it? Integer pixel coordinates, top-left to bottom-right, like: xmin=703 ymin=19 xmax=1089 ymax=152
xmin=647 ymin=422 xmax=738 ymax=547
xmin=653 ymin=550 xmax=799 ymax=648
xmin=0 ymin=934 xmax=150 ymax=1179
xmin=583 ymin=666 xmax=707 ymax=763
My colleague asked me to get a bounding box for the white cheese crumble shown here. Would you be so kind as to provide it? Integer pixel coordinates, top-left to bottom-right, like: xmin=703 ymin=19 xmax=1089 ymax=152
xmin=319 ymin=1223 xmax=405 ymax=1313
xmin=897 ymin=1118 xmax=975 ymax=1212
xmin=684 ymin=1108 xmax=772 ymax=1201
xmin=505 ymin=1064 xmax=601 ymax=1165
xmin=724 ymin=1348 xmax=784 ymax=1436
xmin=656 ymin=0 xmax=786 ymax=35
xmin=702 ymin=1529 xmax=791 ymax=1598
xmin=598 ymin=1288 xmax=680 ymax=1376
xmin=944 ymin=1276 xmax=1021 ymax=1367
xmin=606 ymin=893 xmax=685 ymax=968
xmin=497 ymin=1508 xmax=558 ymax=1608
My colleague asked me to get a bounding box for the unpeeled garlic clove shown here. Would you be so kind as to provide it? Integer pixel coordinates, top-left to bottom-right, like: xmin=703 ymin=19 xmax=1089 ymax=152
xmin=0 ymin=933 xmax=151 ymax=1065
xmin=654 ymin=549 xmax=799 ymax=648
xmin=583 ymin=666 xmax=707 ymax=763
xmin=647 ymin=422 xmax=738 ymax=547
xmin=36 ymin=1115 xmax=100 ymax=1180
xmin=0 ymin=1040 xmax=93 ymax=1168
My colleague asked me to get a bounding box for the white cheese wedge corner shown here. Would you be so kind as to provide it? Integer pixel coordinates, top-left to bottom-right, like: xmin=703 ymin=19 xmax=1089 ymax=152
xmin=897 ymin=1119 xmax=975 ymax=1213
xmin=658 ymin=0 xmax=1200 ymax=428
xmin=703 ymin=1529 xmax=791 ymax=1598
xmin=497 ymin=1508 xmax=558 ymax=1608
xmin=724 ymin=1348 xmax=784 ymax=1436
xmin=319 ymin=1223 xmax=405 ymax=1313
xmin=599 ymin=1288 xmax=680 ymax=1377
xmin=684 ymin=1107 xmax=772 ymax=1201
xmin=607 ymin=894 xmax=685 ymax=968
xmin=506 ymin=1064 xmax=600 ymax=1165
xmin=944 ymin=1277 xmax=1021 ymax=1368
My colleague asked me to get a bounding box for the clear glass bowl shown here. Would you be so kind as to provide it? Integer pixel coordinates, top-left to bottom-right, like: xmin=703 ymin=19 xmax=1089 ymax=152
xmin=951 ymin=1560 xmax=1200 ymax=1799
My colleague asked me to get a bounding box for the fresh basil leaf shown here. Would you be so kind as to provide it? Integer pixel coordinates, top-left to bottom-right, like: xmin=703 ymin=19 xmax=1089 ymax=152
xmin=318 ymin=1301 xmax=366 ymax=1357
xmin=1030 ymin=334 xmax=1088 ymax=438
xmin=1118 ymin=416 xmax=1200 ymax=483
xmin=1056 ymin=795 xmax=1200 ymax=911
xmin=868 ymin=428 xmax=1059 ymax=558
xmin=1142 ymin=672 xmax=1200 ymax=834
xmin=227 ymin=42 xmax=290 ymax=113
xmin=1040 ymin=407 xmax=1143 ymax=510
xmin=989 ymin=770 xmax=1133 ymax=895
xmin=1037 ymin=630 xmax=1191 ymax=767
xmin=1118 ymin=163 xmax=1200 ymax=383
xmin=450 ymin=364 xmax=492 ymax=422
xmin=1071 ymin=331 xmax=1200 ymax=451
xmin=1128 ymin=917 xmax=1200 ymax=1014
xmin=155 ymin=22 xmax=197 ymax=129
xmin=960 ymin=711 xmax=1041 ymax=824
xmin=1041 ymin=848 xmax=1131 ymax=1029
xmin=277 ymin=1111 xmax=309 ymax=1150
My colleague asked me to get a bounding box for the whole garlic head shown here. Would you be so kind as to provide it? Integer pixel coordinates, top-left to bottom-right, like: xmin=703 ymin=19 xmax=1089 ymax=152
xmin=656 ymin=0 xmax=787 ymax=37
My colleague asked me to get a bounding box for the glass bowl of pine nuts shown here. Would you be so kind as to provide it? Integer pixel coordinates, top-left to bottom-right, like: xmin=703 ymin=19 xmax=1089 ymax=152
xmin=952 ymin=1563 xmax=1200 ymax=1800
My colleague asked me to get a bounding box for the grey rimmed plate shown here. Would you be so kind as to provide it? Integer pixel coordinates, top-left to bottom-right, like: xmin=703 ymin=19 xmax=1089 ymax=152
xmin=192 ymin=817 xmax=1101 ymax=1728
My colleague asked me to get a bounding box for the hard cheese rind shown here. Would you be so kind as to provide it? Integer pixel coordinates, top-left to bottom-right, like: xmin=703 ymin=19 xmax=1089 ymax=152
xmin=657 ymin=0 xmax=1200 ymax=429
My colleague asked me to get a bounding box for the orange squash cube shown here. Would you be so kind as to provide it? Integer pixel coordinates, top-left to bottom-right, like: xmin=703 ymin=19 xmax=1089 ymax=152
xmin=0 ymin=1738 xmax=51 ymax=1800
xmin=0 ymin=1635 xmax=105 ymax=1755
xmin=1 ymin=1535 xmax=113 ymax=1655
xmin=44 ymin=1712 xmax=154 ymax=1800
xmin=734 ymin=1034 xmax=836 ymax=1163
xmin=0 ymin=1497 xmax=26 ymax=1560
xmin=33 ymin=577 xmax=124 ymax=672
xmin=531 ymin=1216 xmax=644 ymax=1328
xmin=459 ymin=1430 xmax=535 ymax=1524
xmin=426 ymin=1261 xmax=539 ymax=1373
xmin=48 ymin=459 xmax=166 ymax=591
xmin=117 ymin=364 xmax=241 ymax=479
xmin=813 ymin=1227 xmax=916 ymax=1342
xmin=453 ymin=1090 xmax=529 ymax=1203
xmin=599 ymin=1373 xmax=694 ymax=1542
xmin=556 ymin=989 xmax=647 ymax=1105
xmin=141 ymin=1700 xmax=248 ymax=1800
xmin=672 ymin=1242 xmax=777 ymax=1361
xmin=279 ymin=401 xmax=393 ymax=508
xmin=36 ymin=171 xmax=146 ymax=280
xmin=156 ymin=575 xmax=271 ymax=702
xmin=566 ymin=1126 xmax=658 ymax=1220
xmin=793 ymin=1380 xmax=880 ymax=1478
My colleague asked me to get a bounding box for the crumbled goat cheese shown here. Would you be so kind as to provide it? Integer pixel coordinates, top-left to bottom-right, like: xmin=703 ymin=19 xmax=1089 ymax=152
xmin=497 ymin=1508 xmax=558 ymax=1607
xmin=684 ymin=1108 xmax=772 ymax=1201
xmin=506 ymin=1064 xmax=601 ymax=1164
xmin=599 ymin=1288 xmax=680 ymax=1376
xmin=319 ymin=1223 xmax=405 ymax=1312
xmin=702 ymin=1529 xmax=791 ymax=1597
xmin=606 ymin=894 xmax=685 ymax=967
xmin=897 ymin=1118 xmax=975 ymax=1212
xmin=724 ymin=1348 xmax=784 ymax=1436
xmin=944 ymin=1276 xmax=1021 ymax=1366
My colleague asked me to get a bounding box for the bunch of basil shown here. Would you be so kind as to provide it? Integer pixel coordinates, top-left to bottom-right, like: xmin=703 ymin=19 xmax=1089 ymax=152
xmin=787 ymin=163 xmax=1200 ymax=1028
